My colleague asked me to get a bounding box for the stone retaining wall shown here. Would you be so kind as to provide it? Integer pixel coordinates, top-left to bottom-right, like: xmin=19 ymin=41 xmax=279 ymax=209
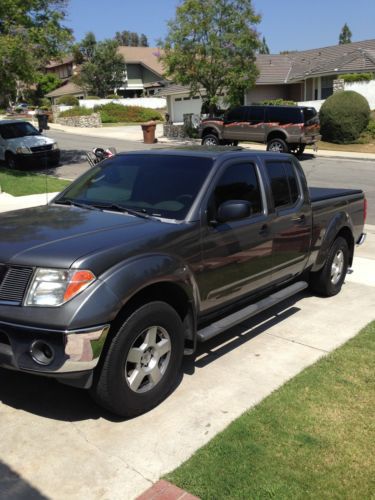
xmin=163 ymin=123 xmax=188 ymax=139
xmin=55 ymin=113 xmax=102 ymax=128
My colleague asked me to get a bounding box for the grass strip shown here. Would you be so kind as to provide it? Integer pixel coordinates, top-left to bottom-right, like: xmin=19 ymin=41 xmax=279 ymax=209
xmin=166 ymin=321 xmax=375 ymax=499
xmin=0 ymin=169 xmax=70 ymax=196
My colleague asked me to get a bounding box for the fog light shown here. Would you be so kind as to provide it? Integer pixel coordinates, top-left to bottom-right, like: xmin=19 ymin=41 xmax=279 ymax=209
xmin=30 ymin=340 xmax=55 ymax=366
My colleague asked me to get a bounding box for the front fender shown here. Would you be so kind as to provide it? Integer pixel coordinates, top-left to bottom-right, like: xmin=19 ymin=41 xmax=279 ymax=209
xmin=311 ymin=212 xmax=353 ymax=272
xmin=201 ymin=124 xmax=223 ymax=139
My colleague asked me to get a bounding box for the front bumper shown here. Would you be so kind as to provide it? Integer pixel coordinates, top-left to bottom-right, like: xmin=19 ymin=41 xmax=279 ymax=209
xmin=0 ymin=321 xmax=109 ymax=385
xmin=15 ymin=149 xmax=60 ymax=167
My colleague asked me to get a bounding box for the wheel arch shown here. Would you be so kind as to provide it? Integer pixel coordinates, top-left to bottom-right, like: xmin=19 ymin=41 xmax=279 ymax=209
xmin=201 ymin=126 xmax=222 ymax=139
xmin=266 ymin=130 xmax=288 ymax=142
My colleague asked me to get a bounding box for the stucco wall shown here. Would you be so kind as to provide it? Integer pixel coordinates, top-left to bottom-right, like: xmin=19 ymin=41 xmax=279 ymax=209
xmin=245 ymin=85 xmax=286 ymax=104
xmin=344 ymin=80 xmax=375 ymax=110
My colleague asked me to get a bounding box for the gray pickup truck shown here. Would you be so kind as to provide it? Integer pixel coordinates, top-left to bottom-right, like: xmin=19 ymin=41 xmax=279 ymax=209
xmin=0 ymin=149 xmax=366 ymax=417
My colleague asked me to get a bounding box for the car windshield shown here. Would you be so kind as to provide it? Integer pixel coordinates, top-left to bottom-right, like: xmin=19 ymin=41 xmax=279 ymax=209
xmin=55 ymin=154 xmax=213 ymax=220
xmin=0 ymin=122 xmax=40 ymax=139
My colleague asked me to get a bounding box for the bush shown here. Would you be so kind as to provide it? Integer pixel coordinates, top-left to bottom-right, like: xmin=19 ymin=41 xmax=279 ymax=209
xmin=319 ymin=91 xmax=370 ymax=143
xmin=105 ymin=94 xmax=121 ymax=99
xmin=366 ymin=119 xmax=375 ymax=137
xmin=85 ymin=96 xmax=101 ymax=100
xmin=59 ymin=106 xmax=93 ymax=117
xmin=260 ymin=99 xmax=296 ymax=106
xmin=57 ymin=95 xmax=79 ymax=106
xmin=93 ymin=103 xmax=163 ymax=123
xmin=340 ymin=73 xmax=374 ymax=83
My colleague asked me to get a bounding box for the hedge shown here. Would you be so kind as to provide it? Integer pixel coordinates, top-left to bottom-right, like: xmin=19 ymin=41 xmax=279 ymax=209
xmin=340 ymin=73 xmax=374 ymax=83
xmin=59 ymin=106 xmax=93 ymax=117
xmin=93 ymin=103 xmax=163 ymax=123
xmin=57 ymin=95 xmax=79 ymax=106
xmin=319 ymin=91 xmax=370 ymax=143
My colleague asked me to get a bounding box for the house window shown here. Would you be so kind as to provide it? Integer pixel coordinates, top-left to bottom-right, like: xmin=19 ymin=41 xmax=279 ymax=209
xmin=321 ymin=76 xmax=334 ymax=99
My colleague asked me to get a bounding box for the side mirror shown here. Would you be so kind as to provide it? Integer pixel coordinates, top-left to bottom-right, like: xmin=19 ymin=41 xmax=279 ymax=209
xmin=216 ymin=200 xmax=252 ymax=223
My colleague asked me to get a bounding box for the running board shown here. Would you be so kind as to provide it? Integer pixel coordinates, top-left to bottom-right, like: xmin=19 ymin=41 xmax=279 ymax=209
xmin=197 ymin=281 xmax=308 ymax=342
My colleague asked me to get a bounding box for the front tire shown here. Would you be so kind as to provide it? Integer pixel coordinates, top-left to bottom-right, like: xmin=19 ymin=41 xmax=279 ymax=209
xmin=202 ymin=133 xmax=219 ymax=146
xmin=266 ymin=137 xmax=289 ymax=153
xmin=91 ymin=301 xmax=184 ymax=418
xmin=5 ymin=152 xmax=17 ymax=169
xmin=310 ymin=237 xmax=349 ymax=297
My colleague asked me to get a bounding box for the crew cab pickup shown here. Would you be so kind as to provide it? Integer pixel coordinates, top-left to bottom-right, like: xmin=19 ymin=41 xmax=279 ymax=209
xmin=0 ymin=149 xmax=366 ymax=417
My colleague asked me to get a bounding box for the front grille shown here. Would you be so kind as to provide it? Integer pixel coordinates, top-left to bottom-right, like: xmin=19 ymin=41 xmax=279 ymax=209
xmin=0 ymin=266 xmax=34 ymax=304
xmin=30 ymin=144 xmax=53 ymax=153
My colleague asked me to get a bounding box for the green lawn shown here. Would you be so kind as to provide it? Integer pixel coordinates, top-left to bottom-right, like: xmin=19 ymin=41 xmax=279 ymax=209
xmin=0 ymin=168 xmax=70 ymax=196
xmin=166 ymin=321 xmax=375 ymax=499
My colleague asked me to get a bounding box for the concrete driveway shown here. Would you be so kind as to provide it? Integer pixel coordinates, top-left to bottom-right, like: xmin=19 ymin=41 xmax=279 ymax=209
xmin=1 ymin=227 xmax=374 ymax=500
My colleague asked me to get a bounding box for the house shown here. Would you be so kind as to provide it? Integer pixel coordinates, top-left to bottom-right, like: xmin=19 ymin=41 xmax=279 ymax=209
xmin=45 ymin=47 xmax=166 ymax=101
xmin=115 ymin=46 xmax=166 ymax=97
xmin=161 ymin=39 xmax=375 ymax=123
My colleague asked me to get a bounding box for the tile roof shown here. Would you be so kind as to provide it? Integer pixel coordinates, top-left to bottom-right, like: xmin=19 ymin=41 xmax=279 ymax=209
xmin=45 ymin=81 xmax=85 ymax=98
xmin=45 ymin=56 xmax=74 ymax=69
xmin=117 ymin=46 xmax=165 ymax=77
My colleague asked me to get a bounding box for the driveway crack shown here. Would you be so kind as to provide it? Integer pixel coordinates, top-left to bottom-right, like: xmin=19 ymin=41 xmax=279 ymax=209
xmin=264 ymin=332 xmax=330 ymax=353
xmin=68 ymin=420 xmax=154 ymax=486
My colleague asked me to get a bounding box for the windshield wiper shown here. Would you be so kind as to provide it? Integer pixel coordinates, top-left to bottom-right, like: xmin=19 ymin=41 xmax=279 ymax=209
xmin=54 ymin=199 xmax=101 ymax=211
xmin=93 ymin=203 xmax=156 ymax=221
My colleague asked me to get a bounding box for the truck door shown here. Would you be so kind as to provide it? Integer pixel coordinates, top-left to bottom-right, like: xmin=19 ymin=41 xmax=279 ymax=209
xmin=198 ymin=160 xmax=273 ymax=313
xmin=264 ymin=158 xmax=312 ymax=283
xmin=222 ymin=107 xmax=246 ymax=141
xmin=243 ymin=106 xmax=265 ymax=142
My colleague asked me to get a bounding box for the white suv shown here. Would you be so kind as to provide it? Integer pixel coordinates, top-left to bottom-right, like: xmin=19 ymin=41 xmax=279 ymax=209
xmin=0 ymin=120 xmax=60 ymax=169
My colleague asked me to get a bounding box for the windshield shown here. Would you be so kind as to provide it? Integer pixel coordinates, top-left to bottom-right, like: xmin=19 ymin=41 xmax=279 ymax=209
xmin=55 ymin=154 xmax=213 ymax=220
xmin=0 ymin=122 xmax=40 ymax=139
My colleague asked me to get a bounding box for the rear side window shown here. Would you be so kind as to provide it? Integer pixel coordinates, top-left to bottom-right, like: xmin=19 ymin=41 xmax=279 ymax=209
xmin=225 ymin=107 xmax=245 ymax=122
xmin=266 ymin=161 xmax=300 ymax=209
xmin=211 ymin=163 xmax=263 ymax=216
xmin=266 ymin=107 xmax=303 ymax=124
xmin=303 ymin=107 xmax=319 ymax=125
xmin=246 ymin=107 xmax=265 ymax=123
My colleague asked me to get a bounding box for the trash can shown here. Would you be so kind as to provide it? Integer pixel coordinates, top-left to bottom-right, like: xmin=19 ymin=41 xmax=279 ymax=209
xmin=37 ymin=113 xmax=49 ymax=132
xmin=141 ymin=121 xmax=157 ymax=144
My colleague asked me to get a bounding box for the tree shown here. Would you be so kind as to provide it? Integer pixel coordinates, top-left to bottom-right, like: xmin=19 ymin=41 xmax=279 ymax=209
xmin=114 ymin=31 xmax=148 ymax=47
xmin=160 ymin=0 xmax=261 ymax=110
xmin=79 ymin=39 xmax=126 ymax=97
xmin=115 ymin=30 xmax=131 ymax=46
xmin=259 ymin=36 xmax=270 ymax=54
xmin=0 ymin=0 xmax=72 ymax=103
xmin=339 ymin=23 xmax=352 ymax=44
xmin=36 ymin=73 xmax=62 ymax=96
xmin=130 ymin=32 xmax=139 ymax=47
xmin=140 ymin=34 xmax=149 ymax=47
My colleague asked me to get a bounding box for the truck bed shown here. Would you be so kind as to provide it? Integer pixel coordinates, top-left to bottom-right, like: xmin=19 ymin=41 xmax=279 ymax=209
xmin=309 ymin=187 xmax=363 ymax=202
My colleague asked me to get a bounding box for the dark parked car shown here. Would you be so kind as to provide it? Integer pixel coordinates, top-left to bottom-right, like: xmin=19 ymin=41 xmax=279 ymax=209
xmin=0 ymin=149 xmax=366 ymax=417
xmin=200 ymin=105 xmax=321 ymax=155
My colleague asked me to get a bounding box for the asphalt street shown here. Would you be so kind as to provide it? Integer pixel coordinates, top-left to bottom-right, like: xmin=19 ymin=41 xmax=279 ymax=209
xmin=39 ymin=129 xmax=375 ymax=224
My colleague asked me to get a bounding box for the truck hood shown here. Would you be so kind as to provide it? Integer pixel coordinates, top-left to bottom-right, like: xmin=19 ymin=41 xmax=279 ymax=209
xmin=0 ymin=205 xmax=177 ymax=271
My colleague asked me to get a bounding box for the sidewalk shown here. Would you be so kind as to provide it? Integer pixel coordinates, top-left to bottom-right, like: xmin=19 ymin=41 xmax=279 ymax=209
xmin=0 ymin=192 xmax=59 ymax=213
xmin=47 ymin=121 xmax=375 ymax=161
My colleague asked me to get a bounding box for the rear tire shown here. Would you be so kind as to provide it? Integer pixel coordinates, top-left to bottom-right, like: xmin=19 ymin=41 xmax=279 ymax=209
xmin=202 ymin=134 xmax=219 ymax=146
xmin=91 ymin=301 xmax=184 ymax=418
xmin=266 ymin=138 xmax=288 ymax=153
xmin=309 ymin=237 xmax=349 ymax=297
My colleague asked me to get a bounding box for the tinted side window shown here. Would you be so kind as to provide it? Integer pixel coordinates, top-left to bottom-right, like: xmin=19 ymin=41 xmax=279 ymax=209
xmin=212 ymin=163 xmax=262 ymax=215
xmin=226 ymin=107 xmax=245 ymax=122
xmin=266 ymin=107 xmax=303 ymax=124
xmin=266 ymin=161 xmax=299 ymax=208
xmin=246 ymin=107 xmax=265 ymax=122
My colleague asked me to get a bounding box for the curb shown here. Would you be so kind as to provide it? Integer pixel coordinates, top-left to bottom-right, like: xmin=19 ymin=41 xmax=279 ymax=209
xmin=136 ymin=480 xmax=199 ymax=500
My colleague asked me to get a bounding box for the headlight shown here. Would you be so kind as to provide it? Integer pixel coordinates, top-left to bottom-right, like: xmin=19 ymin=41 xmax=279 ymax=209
xmin=52 ymin=142 xmax=59 ymax=150
xmin=16 ymin=147 xmax=32 ymax=154
xmin=25 ymin=268 xmax=96 ymax=307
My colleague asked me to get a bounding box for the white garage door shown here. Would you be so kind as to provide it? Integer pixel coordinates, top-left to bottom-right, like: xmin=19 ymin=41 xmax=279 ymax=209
xmin=172 ymin=95 xmax=203 ymax=123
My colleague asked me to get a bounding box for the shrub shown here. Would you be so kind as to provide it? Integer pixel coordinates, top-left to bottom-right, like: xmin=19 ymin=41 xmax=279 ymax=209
xmin=38 ymin=97 xmax=52 ymax=109
xmin=105 ymin=94 xmax=121 ymax=99
xmin=340 ymin=73 xmax=374 ymax=83
xmin=93 ymin=103 xmax=163 ymax=123
xmin=57 ymin=95 xmax=79 ymax=106
xmin=85 ymin=96 xmax=100 ymax=100
xmin=319 ymin=91 xmax=370 ymax=143
xmin=366 ymin=119 xmax=375 ymax=137
xmin=59 ymin=106 xmax=93 ymax=117
xmin=260 ymin=99 xmax=296 ymax=106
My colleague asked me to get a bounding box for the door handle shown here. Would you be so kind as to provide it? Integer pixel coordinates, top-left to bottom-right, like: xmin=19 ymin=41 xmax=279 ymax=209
xmin=291 ymin=214 xmax=306 ymax=223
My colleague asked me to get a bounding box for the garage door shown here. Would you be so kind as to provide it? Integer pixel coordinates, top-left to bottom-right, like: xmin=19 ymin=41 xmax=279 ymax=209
xmin=173 ymin=95 xmax=203 ymax=123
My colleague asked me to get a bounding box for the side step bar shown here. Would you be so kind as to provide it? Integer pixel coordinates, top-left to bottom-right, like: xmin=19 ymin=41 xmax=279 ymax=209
xmin=197 ymin=281 xmax=308 ymax=342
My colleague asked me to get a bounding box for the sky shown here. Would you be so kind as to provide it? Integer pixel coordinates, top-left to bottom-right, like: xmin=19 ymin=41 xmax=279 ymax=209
xmin=66 ymin=0 xmax=375 ymax=53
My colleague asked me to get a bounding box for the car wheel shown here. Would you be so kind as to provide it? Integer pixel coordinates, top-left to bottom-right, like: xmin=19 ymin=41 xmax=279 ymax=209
xmin=266 ymin=138 xmax=289 ymax=153
xmin=202 ymin=134 xmax=219 ymax=146
xmin=310 ymin=237 xmax=349 ymax=297
xmin=5 ymin=152 xmax=17 ymax=169
xmin=91 ymin=301 xmax=184 ymax=418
